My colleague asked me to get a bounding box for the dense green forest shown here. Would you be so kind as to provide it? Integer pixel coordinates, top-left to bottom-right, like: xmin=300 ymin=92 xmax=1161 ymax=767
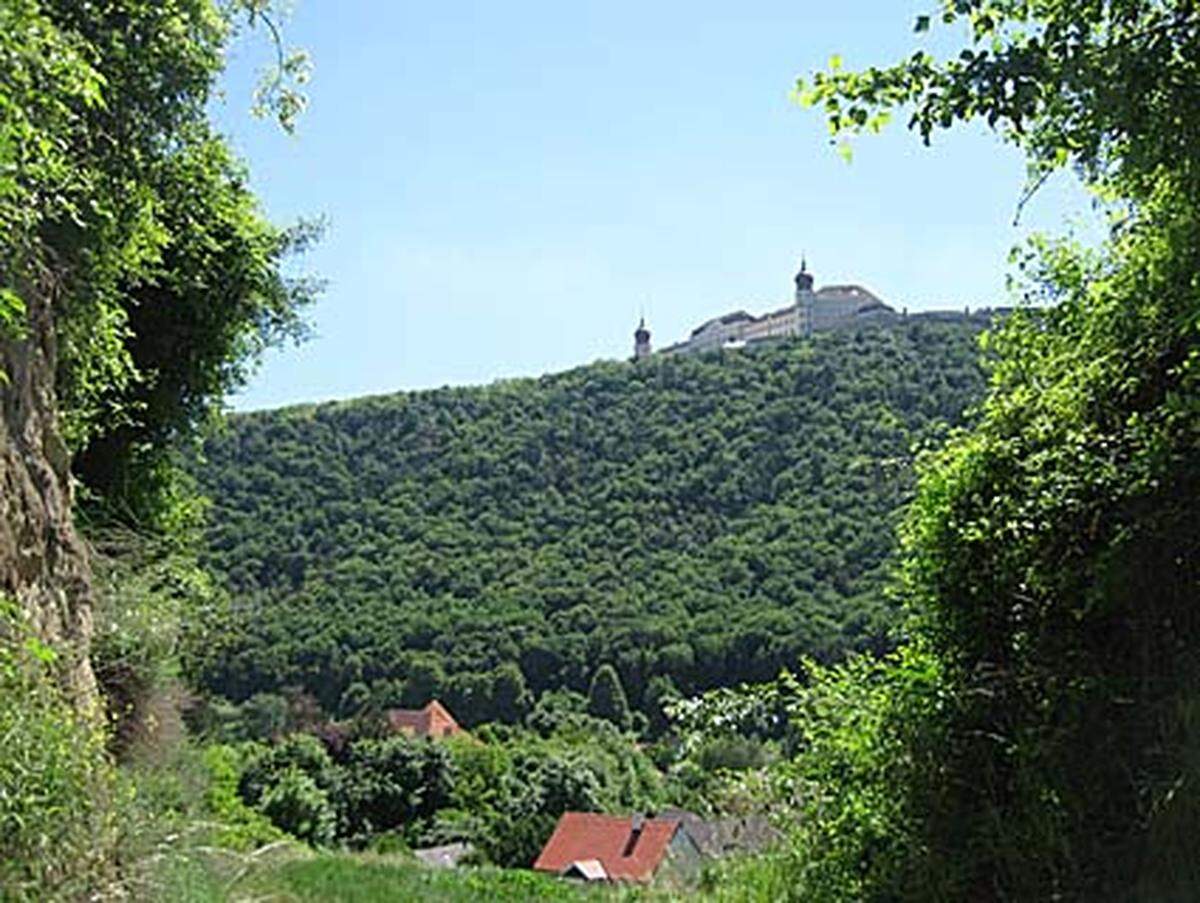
xmin=193 ymin=321 xmax=989 ymax=725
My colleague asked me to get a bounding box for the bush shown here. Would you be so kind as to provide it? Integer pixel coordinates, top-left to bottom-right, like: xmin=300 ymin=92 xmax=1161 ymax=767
xmin=239 ymin=733 xmax=338 ymax=806
xmin=90 ymin=530 xmax=220 ymax=758
xmin=892 ymin=182 xmax=1200 ymax=897
xmin=338 ymin=735 xmax=455 ymax=842
xmin=259 ymin=767 xmax=338 ymax=848
xmin=774 ymin=650 xmax=950 ymax=901
xmin=201 ymin=744 xmax=288 ymax=851
xmin=696 ymin=737 xmax=770 ymax=773
xmin=0 ymin=602 xmax=117 ymax=899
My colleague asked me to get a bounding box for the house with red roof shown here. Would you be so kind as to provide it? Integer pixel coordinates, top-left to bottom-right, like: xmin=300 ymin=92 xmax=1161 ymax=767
xmin=533 ymin=812 xmax=703 ymax=884
xmin=384 ymin=699 xmax=463 ymax=740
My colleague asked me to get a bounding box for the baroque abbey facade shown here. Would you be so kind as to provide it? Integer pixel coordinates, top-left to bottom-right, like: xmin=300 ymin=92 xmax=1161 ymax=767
xmin=637 ymin=261 xmax=898 ymax=359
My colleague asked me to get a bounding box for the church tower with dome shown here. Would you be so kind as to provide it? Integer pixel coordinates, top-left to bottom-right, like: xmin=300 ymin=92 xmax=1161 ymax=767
xmin=795 ymin=257 xmax=816 ymax=337
xmin=633 ymin=317 xmax=652 ymax=360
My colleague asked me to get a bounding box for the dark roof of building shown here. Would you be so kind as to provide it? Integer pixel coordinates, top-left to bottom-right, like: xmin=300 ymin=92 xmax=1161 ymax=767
xmin=760 ymin=302 xmax=798 ymax=319
xmin=691 ymin=310 xmax=754 ymax=337
xmin=533 ymin=813 xmax=686 ymax=882
xmin=655 ymin=808 xmax=778 ymax=858
xmin=815 ymin=284 xmax=883 ymax=303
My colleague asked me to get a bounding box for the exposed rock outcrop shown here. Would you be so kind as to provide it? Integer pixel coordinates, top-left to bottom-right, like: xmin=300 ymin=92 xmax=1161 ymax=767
xmin=0 ymin=286 xmax=96 ymax=705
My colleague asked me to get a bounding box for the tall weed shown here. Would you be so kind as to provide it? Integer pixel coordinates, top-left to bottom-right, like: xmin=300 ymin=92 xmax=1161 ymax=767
xmin=0 ymin=599 xmax=117 ymax=899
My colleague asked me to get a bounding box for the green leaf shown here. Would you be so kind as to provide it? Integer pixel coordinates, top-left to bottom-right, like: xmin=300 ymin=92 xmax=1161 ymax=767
xmin=24 ymin=636 xmax=57 ymax=665
xmin=0 ymin=287 xmax=26 ymax=329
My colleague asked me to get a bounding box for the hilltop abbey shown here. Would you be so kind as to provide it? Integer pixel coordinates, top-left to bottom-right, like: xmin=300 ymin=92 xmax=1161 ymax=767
xmin=633 ymin=260 xmax=1002 ymax=359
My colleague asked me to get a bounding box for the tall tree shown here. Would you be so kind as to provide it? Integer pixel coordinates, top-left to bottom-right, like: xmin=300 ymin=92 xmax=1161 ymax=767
xmin=1 ymin=0 xmax=316 ymax=532
xmin=490 ymin=663 xmax=532 ymax=724
xmin=587 ymin=664 xmax=633 ymax=732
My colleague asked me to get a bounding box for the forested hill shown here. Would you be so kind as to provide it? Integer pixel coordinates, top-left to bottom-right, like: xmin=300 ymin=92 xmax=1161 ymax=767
xmin=193 ymin=320 xmax=990 ymax=726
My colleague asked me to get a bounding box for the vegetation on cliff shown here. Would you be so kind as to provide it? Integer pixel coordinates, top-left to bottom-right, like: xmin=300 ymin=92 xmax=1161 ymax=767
xmin=0 ymin=0 xmax=313 ymax=897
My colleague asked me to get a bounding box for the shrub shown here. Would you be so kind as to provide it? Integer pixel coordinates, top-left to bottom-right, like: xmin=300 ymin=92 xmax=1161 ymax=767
xmin=239 ymin=732 xmax=338 ymax=806
xmin=90 ymin=530 xmax=220 ymax=758
xmin=259 ymin=767 xmax=338 ymax=848
xmin=0 ymin=601 xmax=117 ymax=899
xmin=201 ymin=744 xmax=288 ymax=851
xmin=337 ymin=735 xmax=455 ymax=842
xmin=772 ymin=650 xmax=950 ymax=901
xmin=696 ymin=737 xmax=770 ymax=773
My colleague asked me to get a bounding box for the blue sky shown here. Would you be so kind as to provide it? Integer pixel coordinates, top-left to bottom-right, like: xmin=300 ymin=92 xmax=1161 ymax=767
xmin=216 ymin=1 xmax=1098 ymax=411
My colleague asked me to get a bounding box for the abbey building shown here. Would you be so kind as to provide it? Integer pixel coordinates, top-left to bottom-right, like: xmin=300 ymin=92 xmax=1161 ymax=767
xmin=635 ymin=261 xmax=899 ymax=359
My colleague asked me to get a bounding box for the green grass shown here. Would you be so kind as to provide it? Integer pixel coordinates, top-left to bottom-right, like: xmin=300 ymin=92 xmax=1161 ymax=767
xmin=224 ymin=851 xmax=779 ymax=902
xmin=232 ymin=853 xmax=604 ymax=902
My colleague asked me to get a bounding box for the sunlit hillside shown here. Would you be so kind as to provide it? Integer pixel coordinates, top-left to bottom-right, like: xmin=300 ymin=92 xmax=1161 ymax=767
xmin=192 ymin=320 xmax=989 ymax=725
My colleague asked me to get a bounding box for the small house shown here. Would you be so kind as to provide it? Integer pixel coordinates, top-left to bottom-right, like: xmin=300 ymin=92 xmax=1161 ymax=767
xmin=533 ymin=812 xmax=702 ymax=884
xmin=384 ymin=699 xmax=463 ymax=740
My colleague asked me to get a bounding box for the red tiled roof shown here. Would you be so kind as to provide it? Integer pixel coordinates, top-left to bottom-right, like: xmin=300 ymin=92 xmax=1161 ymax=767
xmin=384 ymin=700 xmax=463 ymax=739
xmin=533 ymin=813 xmax=682 ymax=882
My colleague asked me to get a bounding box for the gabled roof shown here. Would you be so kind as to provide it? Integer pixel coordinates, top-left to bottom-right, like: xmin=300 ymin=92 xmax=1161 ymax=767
xmin=533 ymin=813 xmax=685 ymax=882
xmin=655 ymin=808 xmax=778 ymax=857
xmin=384 ymin=699 xmax=463 ymax=739
xmin=563 ymin=859 xmax=608 ymax=881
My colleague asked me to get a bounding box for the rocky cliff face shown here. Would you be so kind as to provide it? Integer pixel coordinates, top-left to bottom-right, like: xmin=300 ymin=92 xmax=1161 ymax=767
xmin=0 ymin=288 xmax=96 ymax=705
